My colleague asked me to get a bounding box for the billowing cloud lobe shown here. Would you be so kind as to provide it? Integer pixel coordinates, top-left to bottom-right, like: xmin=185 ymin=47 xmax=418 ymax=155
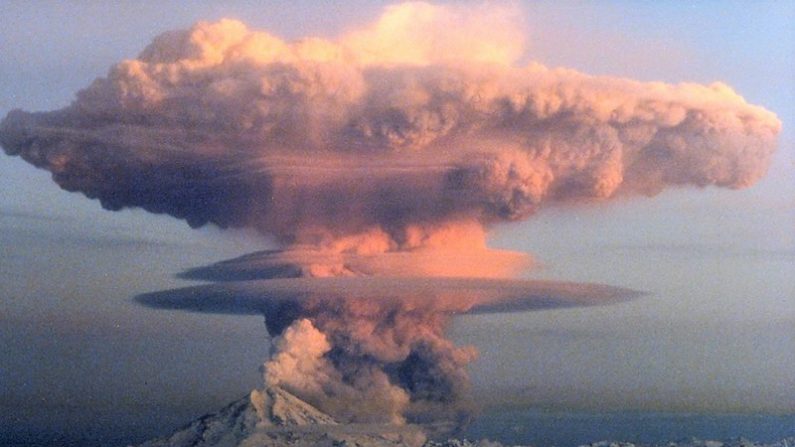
xmin=0 ymin=3 xmax=779 ymax=247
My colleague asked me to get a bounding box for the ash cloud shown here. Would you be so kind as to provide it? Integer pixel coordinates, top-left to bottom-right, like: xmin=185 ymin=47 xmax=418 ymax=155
xmin=0 ymin=1 xmax=780 ymax=429
xmin=0 ymin=2 xmax=780 ymax=248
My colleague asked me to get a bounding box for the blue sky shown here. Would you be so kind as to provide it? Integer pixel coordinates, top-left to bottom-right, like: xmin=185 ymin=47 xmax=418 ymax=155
xmin=1 ymin=1 xmax=793 ymax=443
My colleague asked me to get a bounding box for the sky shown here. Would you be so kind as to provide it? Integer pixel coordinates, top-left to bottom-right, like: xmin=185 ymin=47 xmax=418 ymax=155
xmin=1 ymin=0 xmax=793 ymax=444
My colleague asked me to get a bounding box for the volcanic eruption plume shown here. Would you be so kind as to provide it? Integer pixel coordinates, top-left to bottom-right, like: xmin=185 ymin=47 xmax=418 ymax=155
xmin=0 ymin=1 xmax=780 ymax=427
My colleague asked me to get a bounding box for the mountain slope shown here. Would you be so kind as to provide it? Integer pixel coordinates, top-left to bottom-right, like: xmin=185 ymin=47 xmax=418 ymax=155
xmin=132 ymin=387 xmax=426 ymax=447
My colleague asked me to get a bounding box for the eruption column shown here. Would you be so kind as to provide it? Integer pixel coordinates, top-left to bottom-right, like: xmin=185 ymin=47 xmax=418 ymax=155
xmin=0 ymin=1 xmax=780 ymax=428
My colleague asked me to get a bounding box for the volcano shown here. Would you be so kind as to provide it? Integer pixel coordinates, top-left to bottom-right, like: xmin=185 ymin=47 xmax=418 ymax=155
xmin=133 ymin=386 xmax=431 ymax=447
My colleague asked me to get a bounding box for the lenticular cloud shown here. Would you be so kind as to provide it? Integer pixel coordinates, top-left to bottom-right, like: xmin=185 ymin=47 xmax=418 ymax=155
xmin=0 ymin=1 xmax=780 ymax=428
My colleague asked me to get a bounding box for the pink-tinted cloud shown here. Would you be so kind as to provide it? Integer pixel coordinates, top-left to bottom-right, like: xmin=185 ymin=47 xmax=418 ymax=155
xmin=1 ymin=2 xmax=780 ymax=427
